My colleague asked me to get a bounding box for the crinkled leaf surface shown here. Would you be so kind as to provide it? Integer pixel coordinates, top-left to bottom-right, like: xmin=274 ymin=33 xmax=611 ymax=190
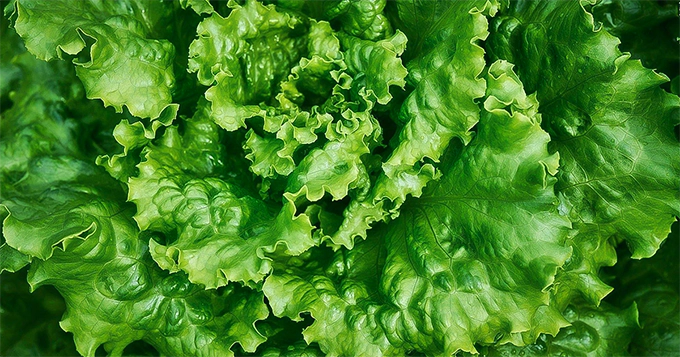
xmin=128 ymin=104 xmax=315 ymax=288
xmin=488 ymin=0 xmax=680 ymax=307
xmin=188 ymin=0 xmax=307 ymax=130
xmin=264 ymin=242 xmax=404 ymax=357
xmin=471 ymin=302 xmax=639 ymax=357
xmin=3 ymin=1 xmax=679 ymax=356
xmin=264 ymin=61 xmax=572 ymax=356
xmin=331 ymin=0 xmax=495 ymax=247
xmin=0 ymin=39 xmax=268 ymax=357
xmin=373 ymin=60 xmax=571 ymax=353
xmin=187 ymin=0 xmax=412 ymax=250
xmin=263 ymin=0 xmax=394 ymax=42
xmin=11 ymin=0 xmax=177 ymax=119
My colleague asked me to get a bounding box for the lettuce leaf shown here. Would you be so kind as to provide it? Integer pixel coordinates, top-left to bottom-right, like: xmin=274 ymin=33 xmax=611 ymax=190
xmin=0 ymin=33 xmax=268 ymax=356
xmin=9 ymin=0 xmax=178 ymax=119
xmin=605 ymin=222 xmax=680 ymax=356
xmin=264 ymin=61 xmax=572 ymax=355
xmin=2 ymin=1 xmax=679 ymax=356
xmin=488 ymin=0 xmax=680 ymax=307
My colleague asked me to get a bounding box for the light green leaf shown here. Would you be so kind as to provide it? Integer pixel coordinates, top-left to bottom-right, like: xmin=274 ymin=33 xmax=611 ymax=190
xmin=265 ymin=60 xmax=572 ymax=355
xmin=188 ymin=0 xmax=307 ymax=130
xmin=1 ymin=150 xmax=269 ymax=357
xmin=0 ymin=40 xmax=269 ymax=356
xmin=11 ymin=0 xmax=177 ymax=119
xmin=180 ymin=0 xmax=214 ymax=15
xmin=95 ymin=104 xmax=178 ymax=182
xmin=284 ymin=109 xmax=381 ymax=204
xmin=0 ymin=225 xmax=31 ymax=274
xmin=274 ymin=0 xmax=393 ymax=41
xmin=0 ymin=243 xmax=31 ymax=273
xmin=146 ymin=188 xmax=316 ymax=287
xmin=330 ymin=0 xmax=496 ymax=248
xmin=21 ymin=196 xmax=269 ymax=357
xmin=552 ymin=225 xmax=618 ymax=309
xmin=128 ymin=105 xmax=316 ymax=288
xmin=338 ymin=30 xmax=407 ymax=105
xmin=244 ymin=129 xmax=297 ymax=179
xmin=264 ymin=246 xmax=405 ymax=357
xmin=373 ymin=60 xmax=571 ymax=353
xmin=334 ymin=0 xmax=393 ymax=40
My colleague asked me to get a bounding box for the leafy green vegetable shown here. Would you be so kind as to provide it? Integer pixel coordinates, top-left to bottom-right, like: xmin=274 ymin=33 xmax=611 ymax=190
xmin=470 ymin=301 xmax=639 ymax=357
xmin=604 ymin=221 xmax=680 ymax=356
xmin=487 ymin=0 xmax=680 ymax=309
xmin=1 ymin=0 xmax=678 ymax=356
xmin=264 ymin=60 xmax=572 ymax=355
xmin=9 ymin=0 xmax=178 ymax=119
xmin=591 ymin=0 xmax=679 ymax=86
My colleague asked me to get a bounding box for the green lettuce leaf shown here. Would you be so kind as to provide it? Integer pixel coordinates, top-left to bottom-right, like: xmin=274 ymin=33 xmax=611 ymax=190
xmin=128 ymin=103 xmax=316 ymax=288
xmin=180 ymin=0 xmax=214 ymax=15
xmin=329 ymin=0 xmax=393 ymax=41
xmin=2 ymin=128 xmax=269 ymax=357
xmin=0 ymin=20 xmax=109 ymax=273
xmin=3 ymin=1 xmax=678 ymax=356
xmin=488 ymin=0 xmax=680 ymax=307
xmin=0 ymin=38 xmax=269 ymax=356
xmin=375 ymin=60 xmax=571 ymax=353
xmin=187 ymin=0 xmax=413 ymax=250
xmin=330 ymin=0 xmax=496 ymax=247
xmin=591 ymin=0 xmax=679 ymax=84
xmin=264 ymin=60 xmax=572 ymax=355
xmin=471 ymin=302 xmax=639 ymax=357
xmin=10 ymin=0 xmax=177 ymax=119
xmin=264 ymin=244 xmax=404 ymax=357
xmin=338 ymin=30 xmax=407 ymax=105
xmin=605 ymin=222 xmax=680 ymax=356
xmin=188 ymin=0 xmax=307 ymax=131
xmin=273 ymin=0 xmax=393 ymax=41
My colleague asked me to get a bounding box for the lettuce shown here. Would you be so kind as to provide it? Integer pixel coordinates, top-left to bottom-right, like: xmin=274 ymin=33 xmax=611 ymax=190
xmin=1 ymin=0 xmax=678 ymax=356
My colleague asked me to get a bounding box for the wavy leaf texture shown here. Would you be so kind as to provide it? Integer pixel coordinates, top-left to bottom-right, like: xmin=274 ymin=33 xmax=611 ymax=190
xmin=488 ymin=0 xmax=680 ymax=306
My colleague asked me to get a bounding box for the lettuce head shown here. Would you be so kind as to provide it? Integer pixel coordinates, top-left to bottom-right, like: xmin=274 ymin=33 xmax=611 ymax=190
xmin=1 ymin=0 xmax=678 ymax=356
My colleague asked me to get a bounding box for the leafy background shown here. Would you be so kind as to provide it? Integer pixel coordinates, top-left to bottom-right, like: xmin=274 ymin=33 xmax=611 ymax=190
xmin=1 ymin=0 xmax=678 ymax=356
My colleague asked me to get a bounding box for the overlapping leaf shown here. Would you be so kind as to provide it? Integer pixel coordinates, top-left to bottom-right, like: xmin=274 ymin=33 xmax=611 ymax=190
xmin=10 ymin=0 xmax=178 ymax=119
xmin=265 ymin=60 xmax=572 ymax=355
xmin=2 ymin=1 xmax=679 ymax=356
xmin=488 ymin=0 xmax=680 ymax=306
xmin=592 ymin=0 xmax=679 ymax=83
xmin=606 ymin=222 xmax=680 ymax=356
xmin=330 ymin=0 xmax=497 ymax=247
xmin=128 ymin=103 xmax=316 ymax=288
xmin=0 ymin=36 xmax=268 ymax=357
xmin=470 ymin=302 xmax=638 ymax=357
